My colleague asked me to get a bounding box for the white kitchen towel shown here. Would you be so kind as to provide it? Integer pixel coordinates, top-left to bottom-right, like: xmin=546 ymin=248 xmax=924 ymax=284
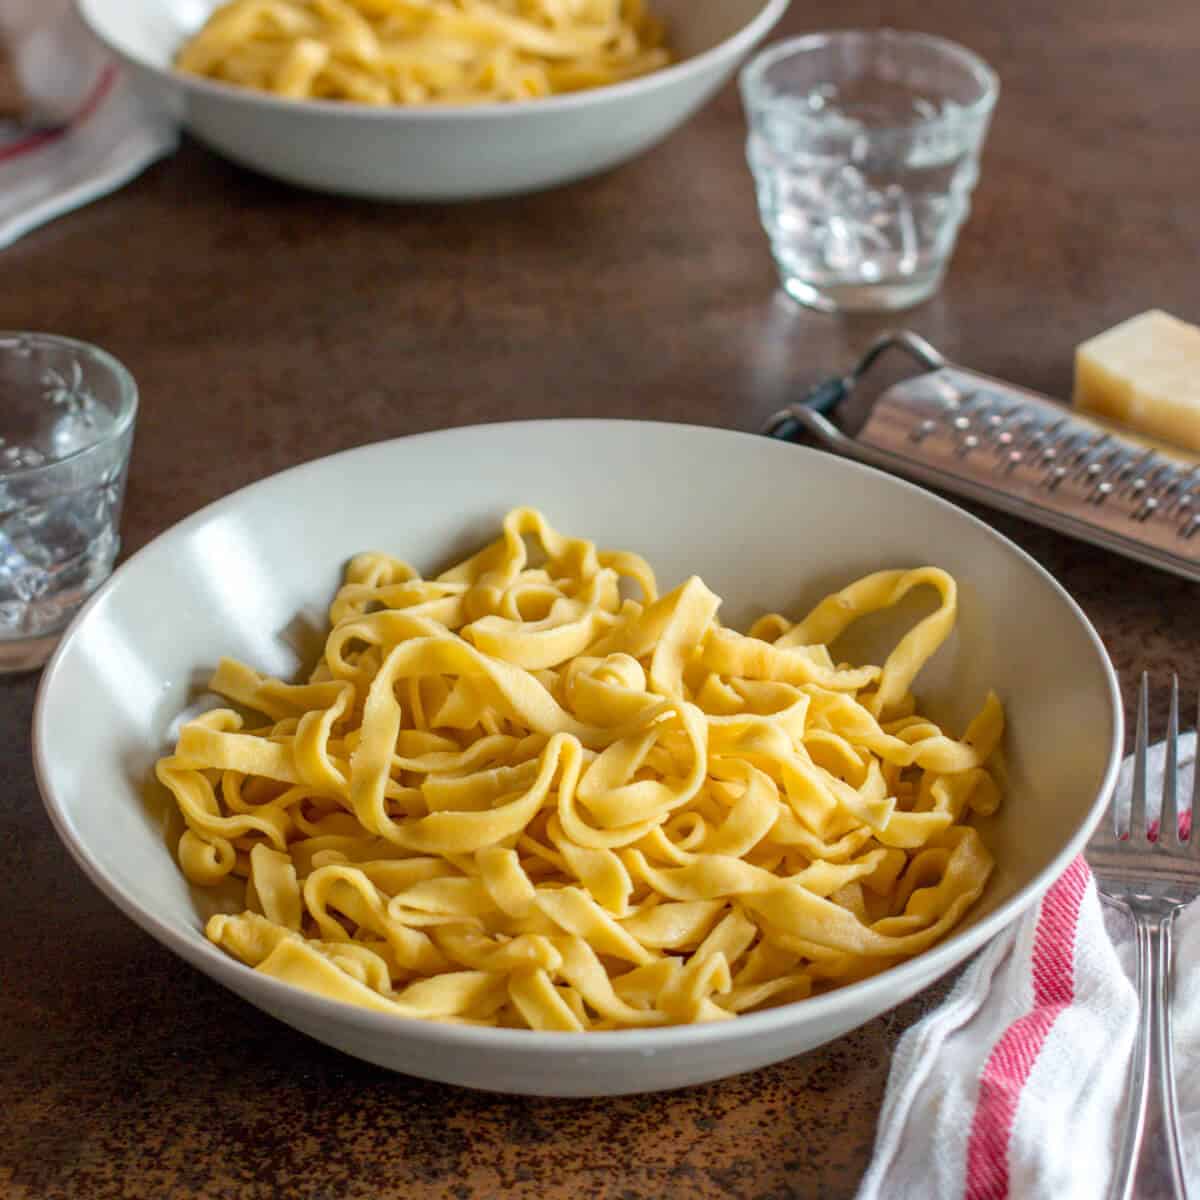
xmin=0 ymin=0 xmax=177 ymax=250
xmin=858 ymin=733 xmax=1200 ymax=1200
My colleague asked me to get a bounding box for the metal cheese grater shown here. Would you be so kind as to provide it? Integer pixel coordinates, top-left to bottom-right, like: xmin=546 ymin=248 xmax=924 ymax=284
xmin=762 ymin=331 xmax=1200 ymax=584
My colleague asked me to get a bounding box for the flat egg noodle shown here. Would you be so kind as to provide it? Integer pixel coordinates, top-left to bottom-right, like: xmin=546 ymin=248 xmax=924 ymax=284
xmin=157 ymin=506 xmax=1004 ymax=1029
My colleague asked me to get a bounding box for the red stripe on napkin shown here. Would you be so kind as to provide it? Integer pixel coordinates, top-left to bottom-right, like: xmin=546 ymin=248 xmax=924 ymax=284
xmin=0 ymin=65 xmax=118 ymax=166
xmin=963 ymin=855 xmax=1090 ymax=1200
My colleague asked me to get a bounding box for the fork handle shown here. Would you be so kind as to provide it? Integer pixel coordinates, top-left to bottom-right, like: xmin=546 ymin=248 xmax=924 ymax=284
xmin=1111 ymin=908 xmax=1190 ymax=1200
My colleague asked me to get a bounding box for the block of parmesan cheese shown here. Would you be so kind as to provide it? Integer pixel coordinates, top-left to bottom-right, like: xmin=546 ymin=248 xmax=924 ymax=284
xmin=1074 ymin=310 xmax=1200 ymax=453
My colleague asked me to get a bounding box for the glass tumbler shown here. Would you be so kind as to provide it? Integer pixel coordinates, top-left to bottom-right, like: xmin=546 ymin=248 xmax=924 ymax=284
xmin=0 ymin=333 xmax=137 ymax=673
xmin=740 ymin=30 xmax=999 ymax=313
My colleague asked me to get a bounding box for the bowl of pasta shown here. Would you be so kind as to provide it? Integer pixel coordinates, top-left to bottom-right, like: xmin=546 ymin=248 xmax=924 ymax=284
xmin=34 ymin=420 xmax=1122 ymax=1095
xmin=75 ymin=0 xmax=791 ymax=200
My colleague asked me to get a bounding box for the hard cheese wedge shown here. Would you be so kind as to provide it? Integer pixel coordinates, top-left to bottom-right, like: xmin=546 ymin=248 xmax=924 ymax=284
xmin=1074 ymin=309 xmax=1200 ymax=453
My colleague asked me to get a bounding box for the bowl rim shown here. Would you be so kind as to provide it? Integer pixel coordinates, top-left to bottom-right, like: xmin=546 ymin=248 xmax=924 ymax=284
xmin=33 ymin=418 xmax=1124 ymax=1058
xmin=76 ymin=0 xmax=793 ymax=121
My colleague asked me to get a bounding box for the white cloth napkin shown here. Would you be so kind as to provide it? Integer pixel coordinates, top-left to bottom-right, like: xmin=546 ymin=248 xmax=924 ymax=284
xmin=858 ymin=733 xmax=1200 ymax=1200
xmin=0 ymin=0 xmax=177 ymax=250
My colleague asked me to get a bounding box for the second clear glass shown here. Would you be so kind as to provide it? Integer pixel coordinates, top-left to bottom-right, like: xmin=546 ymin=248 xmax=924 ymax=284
xmin=0 ymin=333 xmax=137 ymax=673
xmin=740 ymin=30 xmax=999 ymax=313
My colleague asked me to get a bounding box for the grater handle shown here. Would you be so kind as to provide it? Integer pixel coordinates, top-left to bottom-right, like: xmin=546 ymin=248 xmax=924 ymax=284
xmin=762 ymin=330 xmax=945 ymax=443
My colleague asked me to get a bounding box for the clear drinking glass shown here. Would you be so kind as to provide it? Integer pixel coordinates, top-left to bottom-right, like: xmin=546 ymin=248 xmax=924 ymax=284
xmin=740 ymin=30 xmax=999 ymax=313
xmin=0 ymin=333 xmax=137 ymax=673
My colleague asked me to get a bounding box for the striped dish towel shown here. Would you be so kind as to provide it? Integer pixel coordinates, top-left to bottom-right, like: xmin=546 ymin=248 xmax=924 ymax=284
xmin=857 ymin=734 xmax=1200 ymax=1200
xmin=0 ymin=0 xmax=177 ymax=250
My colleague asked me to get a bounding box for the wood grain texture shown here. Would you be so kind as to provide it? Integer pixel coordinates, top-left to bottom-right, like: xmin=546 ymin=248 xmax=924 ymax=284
xmin=0 ymin=40 xmax=23 ymax=117
xmin=2 ymin=1 xmax=1197 ymax=1196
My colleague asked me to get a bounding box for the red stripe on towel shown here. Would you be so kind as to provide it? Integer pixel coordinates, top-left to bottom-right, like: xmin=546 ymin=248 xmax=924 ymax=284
xmin=0 ymin=65 xmax=118 ymax=166
xmin=963 ymin=855 xmax=1090 ymax=1200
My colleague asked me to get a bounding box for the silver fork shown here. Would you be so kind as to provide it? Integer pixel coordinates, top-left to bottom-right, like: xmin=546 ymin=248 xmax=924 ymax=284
xmin=1089 ymin=674 xmax=1199 ymax=1200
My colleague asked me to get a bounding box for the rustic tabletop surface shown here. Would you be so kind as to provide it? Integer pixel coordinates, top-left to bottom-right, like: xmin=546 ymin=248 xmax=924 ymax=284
xmin=2 ymin=1 xmax=1197 ymax=1196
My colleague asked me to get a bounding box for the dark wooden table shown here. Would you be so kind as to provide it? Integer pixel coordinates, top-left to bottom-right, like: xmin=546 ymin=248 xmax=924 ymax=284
xmin=2 ymin=2 xmax=1197 ymax=1196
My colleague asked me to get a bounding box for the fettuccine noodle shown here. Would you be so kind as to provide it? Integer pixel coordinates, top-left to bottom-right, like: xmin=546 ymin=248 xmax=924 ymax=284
xmin=157 ymin=508 xmax=1004 ymax=1030
xmin=175 ymin=0 xmax=671 ymax=105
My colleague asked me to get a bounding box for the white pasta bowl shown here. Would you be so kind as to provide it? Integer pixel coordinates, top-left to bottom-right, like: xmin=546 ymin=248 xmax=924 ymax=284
xmin=34 ymin=420 xmax=1122 ymax=1096
xmin=75 ymin=0 xmax=790 ymax=200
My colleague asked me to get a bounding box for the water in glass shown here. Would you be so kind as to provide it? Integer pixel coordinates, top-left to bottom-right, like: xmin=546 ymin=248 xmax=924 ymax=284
xmin=0 ymin=361 xmax=130 ymax=660
xmin=741 ymin=32 xmax=997 ymax=313
xmin=748 ymin=78 xmax=981 ymax=311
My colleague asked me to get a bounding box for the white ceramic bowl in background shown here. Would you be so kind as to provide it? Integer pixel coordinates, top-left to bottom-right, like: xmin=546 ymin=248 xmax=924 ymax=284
xmin=76 ymin=0 xmax=791 ymax=200
xmin=34 ymin=421 xmax=1122 ymax=1096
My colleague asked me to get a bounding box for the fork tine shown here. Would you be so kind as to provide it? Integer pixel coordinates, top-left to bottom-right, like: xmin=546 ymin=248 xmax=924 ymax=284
xmin=1130 ymin=673 xmax=1150 ymax=840
xmin=1191 ymin=686 xmax=1200 ymax=858
xmin=1161 ymin=675 xmax=1180 ymax=846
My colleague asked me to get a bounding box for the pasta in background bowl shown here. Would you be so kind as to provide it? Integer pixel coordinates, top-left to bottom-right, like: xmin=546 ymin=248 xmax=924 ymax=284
xmin=176 ymin=0 xmax=674 ymax=106
xmin=34 ymin=421 xmax=1122 ymax=1093
xmin=75 ymin=0 xmax=790 ymax=199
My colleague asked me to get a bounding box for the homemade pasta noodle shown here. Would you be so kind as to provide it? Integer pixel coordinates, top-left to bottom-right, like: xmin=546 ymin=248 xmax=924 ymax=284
xmin=175 ymin=0 xmax=671 ymax=105
xmin=157 ymin=508 xmax=1004 ymax=1030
